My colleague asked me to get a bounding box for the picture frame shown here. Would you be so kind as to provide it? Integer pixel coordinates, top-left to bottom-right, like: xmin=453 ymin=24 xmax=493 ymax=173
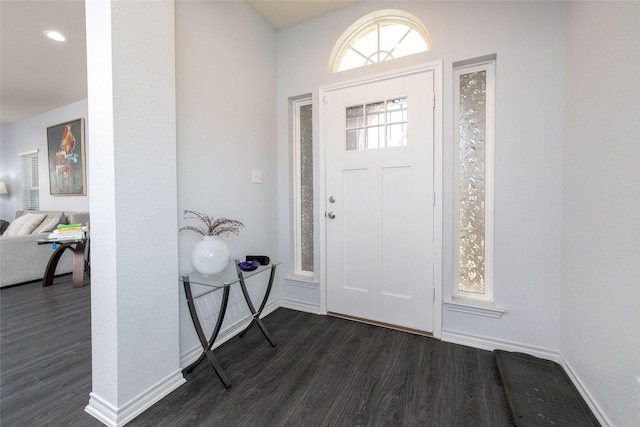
xmin=47 ymin=118 xmax=86 ymax=196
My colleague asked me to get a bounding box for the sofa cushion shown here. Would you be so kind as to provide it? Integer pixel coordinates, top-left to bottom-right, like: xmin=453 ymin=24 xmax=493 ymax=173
xmin=4 ymin=213 xmax=47 ymax=237
xmin=0 ymin=220 xmax=9 ymax=235
xmin=33 ymin=212 xmax=65 ymax=234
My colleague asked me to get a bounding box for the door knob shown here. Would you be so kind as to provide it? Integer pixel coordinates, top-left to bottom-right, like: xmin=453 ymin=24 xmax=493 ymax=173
xmin=327 ymin=211 xmax=336 ymax=219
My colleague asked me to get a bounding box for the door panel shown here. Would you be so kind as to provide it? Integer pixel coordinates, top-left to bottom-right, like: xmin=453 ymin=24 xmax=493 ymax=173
xmin=343 ymin=169 xmax=368 ymax=292
xmin=325 ymin=70 xmax=435 ymax=332
xmin=382 ymin=166 xmax=412 ymax=298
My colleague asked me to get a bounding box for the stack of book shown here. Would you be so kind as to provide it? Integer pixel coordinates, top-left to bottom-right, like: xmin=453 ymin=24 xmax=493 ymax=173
xmin=48 ymin=223 xmax=86 ymax=241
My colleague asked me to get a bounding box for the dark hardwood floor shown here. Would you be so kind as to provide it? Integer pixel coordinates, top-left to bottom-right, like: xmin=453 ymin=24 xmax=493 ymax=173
xmin=1 ymin=276 xmax=514 ymax=426
xmin=0 ymin=274 xmax=101 ymax=427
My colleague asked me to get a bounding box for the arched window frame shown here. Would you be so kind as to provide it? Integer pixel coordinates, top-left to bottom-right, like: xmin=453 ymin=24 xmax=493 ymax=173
xmin=328 ymin=10 xmax=432 ymax=74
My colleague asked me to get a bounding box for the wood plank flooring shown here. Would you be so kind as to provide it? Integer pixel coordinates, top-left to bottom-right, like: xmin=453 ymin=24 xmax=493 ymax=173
xmin=1 ymin=276 xmax=514 ymax=426
xmin=0 ymin=275 xmax=101 ymax=427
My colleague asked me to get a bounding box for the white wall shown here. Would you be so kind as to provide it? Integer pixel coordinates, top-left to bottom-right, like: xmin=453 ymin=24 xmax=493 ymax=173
xmin=0 ymin=99 xmax=90 ymax=220
xmin=277 ymin=1 xmax=565 ymax=353
xmin=85 ymin=1 xmax=183 ymax=424
xmin=561 ymin=2 xmax=640 ymax=426
xmin=175 ymin=1 xmax=278 ymax=358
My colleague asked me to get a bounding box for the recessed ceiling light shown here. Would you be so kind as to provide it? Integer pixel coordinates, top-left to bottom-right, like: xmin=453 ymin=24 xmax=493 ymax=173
xmin=44 ymin=31 xmax=66 ymax=42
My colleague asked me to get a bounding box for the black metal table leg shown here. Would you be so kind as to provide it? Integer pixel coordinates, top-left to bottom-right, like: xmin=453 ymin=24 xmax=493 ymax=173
xmin=237 ymin=264 xmax=277 ymax=347
xmin=183 ymin=277 xmax=231 ymax=388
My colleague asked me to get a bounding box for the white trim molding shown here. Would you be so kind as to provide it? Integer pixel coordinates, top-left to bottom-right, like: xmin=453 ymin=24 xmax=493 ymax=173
xmin=279 ymin=298 xmax=323 ymax=315
xmin=442 ymin=328 xmax=559 ymax=362
xmin=85 ymin=371 xmax=185 ymax=427
xmin=452 ymin=56 xmax=496 ymax=303
xmin=441 ymin=328 xmax=610 ymax=426
xmin=559 ymin=356 xmax=613 ymax=427
xmin=19 ymin=149 xmax=39 ymax=156
xmin=284 ymin=276 xmax=319 ymax=289
xmin=291 ymin=97 xmax=315 ymax=278
xmin=328 ymin=9 xmax=432 ymax=73
xmin=443 ymin=298 xmax=505 ymax=318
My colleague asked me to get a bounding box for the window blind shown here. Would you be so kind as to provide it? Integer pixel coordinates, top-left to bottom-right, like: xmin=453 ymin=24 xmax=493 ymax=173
xmin=20 ymin=151 xmax=39 ymax=210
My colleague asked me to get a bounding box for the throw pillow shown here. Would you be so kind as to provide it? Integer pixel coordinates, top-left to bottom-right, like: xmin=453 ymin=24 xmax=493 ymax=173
xmin=3 ymin=214 xmax=32 ymax=237
xmin=33 ymin=212 xmax=65 ymax=234
xmin=3 ymin=213 xmax=47 ymax=237
xmin=0 ymin=219 xmax=9 ymax=235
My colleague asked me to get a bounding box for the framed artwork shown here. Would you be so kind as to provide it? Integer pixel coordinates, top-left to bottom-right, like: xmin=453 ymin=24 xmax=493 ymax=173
xmin=47 ymin=118 xmax=86 ymax=196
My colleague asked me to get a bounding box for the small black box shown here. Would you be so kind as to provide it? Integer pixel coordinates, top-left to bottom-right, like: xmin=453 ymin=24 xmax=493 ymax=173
xmin=246 ymin=255 xmax=270 ymax=265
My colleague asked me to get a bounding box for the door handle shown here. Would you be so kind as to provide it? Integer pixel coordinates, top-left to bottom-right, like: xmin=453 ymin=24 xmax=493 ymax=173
xmin=327 ymin=211 xmax=336 ymax=219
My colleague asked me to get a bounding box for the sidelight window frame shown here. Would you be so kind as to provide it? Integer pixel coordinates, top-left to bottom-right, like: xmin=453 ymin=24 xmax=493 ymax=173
xmin=453 ymin=58 xmax=496 ymax=303
xmin=292 ymin=97 xmax=314 ymax=277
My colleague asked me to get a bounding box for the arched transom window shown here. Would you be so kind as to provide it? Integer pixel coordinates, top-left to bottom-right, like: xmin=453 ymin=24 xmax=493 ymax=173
xmin=330 ymin=10 xmax=431 ymax=73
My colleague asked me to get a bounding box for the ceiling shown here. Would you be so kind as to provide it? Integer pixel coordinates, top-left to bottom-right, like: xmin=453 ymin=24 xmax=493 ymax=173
xmin=246 ymin=1 xmax=360 ymax=31
xmin=0 ymin=1 xmax=88 ymax=126
xmin=0 ymin=0 xmax=360 ymax=126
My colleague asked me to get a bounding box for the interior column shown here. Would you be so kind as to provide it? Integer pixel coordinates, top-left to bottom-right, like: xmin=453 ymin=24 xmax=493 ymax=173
xmin=84 ymin=1 xmax=184 ymax=425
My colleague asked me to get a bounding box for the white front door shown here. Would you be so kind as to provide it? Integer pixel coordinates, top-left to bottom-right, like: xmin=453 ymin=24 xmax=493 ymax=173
xmin=324 ymin=70 xmax=435 ymax=333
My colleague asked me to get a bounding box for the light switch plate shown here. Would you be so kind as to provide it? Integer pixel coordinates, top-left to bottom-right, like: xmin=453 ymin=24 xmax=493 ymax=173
xmin=252 ymin=169 xmax=262 ymax=184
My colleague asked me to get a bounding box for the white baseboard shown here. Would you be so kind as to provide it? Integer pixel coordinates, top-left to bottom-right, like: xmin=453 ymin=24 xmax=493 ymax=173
xmin=559 ymin=356 xmax=612 ymax=427
xmin=278 ymin=297 xmax=323 ymax=314
xmin=442 ymin=328 xmax=611 ymax=427
xmin=85 ymin=393 xmax=118 ymax=427
xmin=441 ymin=328 xmax=560 ymax=361
xmin=85 ymin=370 xmax=185 ymax=427
xmin=82 ymin=302 xmax=611 ymax=426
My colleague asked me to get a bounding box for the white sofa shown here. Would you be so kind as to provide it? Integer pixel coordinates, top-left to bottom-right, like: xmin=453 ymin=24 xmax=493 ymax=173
xmin=0 ymin=210 xmax=90 ymax=287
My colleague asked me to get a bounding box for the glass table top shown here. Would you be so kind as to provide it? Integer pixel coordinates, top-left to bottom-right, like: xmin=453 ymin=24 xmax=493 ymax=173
xmin=36 ymin=237 xmax=87 ymax=244
xmin=180 ymin=260 xmax=280 ymax=290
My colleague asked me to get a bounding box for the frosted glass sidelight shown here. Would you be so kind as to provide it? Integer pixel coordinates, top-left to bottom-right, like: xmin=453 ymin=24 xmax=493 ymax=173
xmin=458 ymin=70 xmax=487 ymax=294
xmin=292 ymin=97 xmax=314 ymax=276
xmin=300 ymin=104 xmax=314 ymax=273
xmin=345 ymin=97 xmax=407 ymax=150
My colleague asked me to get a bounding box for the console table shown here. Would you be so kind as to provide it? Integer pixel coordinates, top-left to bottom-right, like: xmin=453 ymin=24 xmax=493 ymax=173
xmin=36 ymin=238 xmax=90 ymax=288
xmin=180 ymin=260 xmax=279 ymax=388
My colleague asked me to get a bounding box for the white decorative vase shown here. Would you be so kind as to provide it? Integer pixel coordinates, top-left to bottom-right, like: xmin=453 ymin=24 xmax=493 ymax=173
xmin=191 ymin=236 xmax=230 ymax=276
